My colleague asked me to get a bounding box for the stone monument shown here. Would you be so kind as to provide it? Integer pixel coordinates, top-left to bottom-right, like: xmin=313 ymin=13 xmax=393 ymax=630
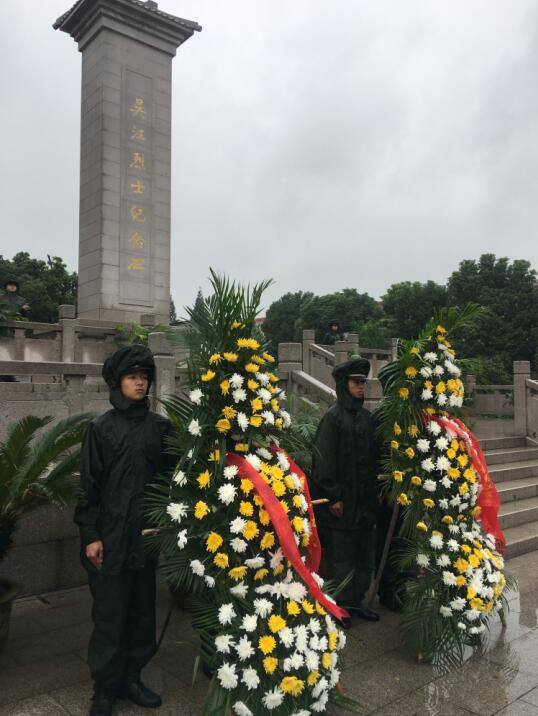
xmin=54 ymin=0 xmax=201 ymax=323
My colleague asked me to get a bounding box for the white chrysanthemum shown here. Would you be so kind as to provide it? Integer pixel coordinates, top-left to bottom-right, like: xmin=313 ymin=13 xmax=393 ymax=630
xmin=172 ymin=469 xmax=187 ymax=486
xmin=291 ymin=711 xmax=311 ymax=716
xmin=433 ymin=364 xmax=444 ymax=376
xmin=458 ymin=622 xmax=467 ymax=630
xmin=287 ymin=582 xmax=307 ymax=601
xmin=262 ymin=687 xmax=284 ymax=710
xmin=447 ymin=539 xmax=460 ymax=552
xmin=256 ymin=447 xmax=273 ymax=460
xmin=246 ymin=453 xmax=262 ymax=471
xmin=167 ymin=502 xmax=188 ymax=523
xmin=236 ymin=411 xmax=249 ymax=429
xmin=218 ymin=603 xmax=236 ymax=625
xmin=449 ymin=524 xmax=461 ymax=534
xmin=236 ymin=635 xmax=255 ymax=661
xmin=450 ymin=495 xmax=462 ymax=507
xmin=188 ymin=419 xmax=201 ymax=436
xmin=230 ymin=373 xmax=244 ymax=388
xmin=424 ymin=352 xmax=438 ymax=362
xmin=223 ymin=465 xmax=239 ymax=480
xmin=218 ymin=483 xmax=237 ymax=505
xmin=230 ymin=517 xmax=247 ymax=534
xmin=230 ymin=582 xmax=249 ymax=598
xmin=245 ymin=556 xmax=265 ymax=569
xmin=279 ymin=627 xmax=295 ymax=648
xmin=205 ymin=575 xmax=215 ymax=588
xmin=309 ymin=618 xmax=321 ymax=634
xmin=277 ymin=452 xmax=290 ymax=471
xmin=269 ymin=548 xmax=284 ymax=569
xmin=312 ymin=677 xmax=328 ymax=698
xmin=421 ymin=389 xmax=433 ymax=401
xmin=217 ymin=662 xmax=237 ymax=689
xmin=234 ymin=702 xmax=253 ymax=716
xmin=453 ymin=396 xmax=464 ymax=407
xmin=280 ymin=410 xmax=292 ymax=428
xmin=469 ymin=624 xmax=486 ymax=634
xmin=427 ymin=421 xmax=442 ymax=435
xmin=441 ymin=476 xmax=452 ymax=489
xmin=437 ymin=393 xmax=448 ymax=406
xmin=176 ymin=530 xmax=188 ymax=549
xmin=421 ymin=458 xmax=435 ymax=472
xmin=312 ymin=693 xmax=329 ymax=713
xmin=416 ymin=438 xmax=430 ymax=453
xmin=435 ymin=436 xmax=449 ymax=450
xmin=436 ymin=554 xmax=451 ymax=567
xmin=450 ymin=597 xmax=466 ymax=611
xmin=442 ymin=571 xmax=458 ymax=586
xmin=231 ymin=537 xmax=248 ymax=553
xmin=256 ymin=373 xmax=270 ymax=386
xmin=253 ymin=598 xmax=273 ymax=617
xmin=420 ymin=366 xmax=433 ymax=378
xmin=445 ymin=361 xmax=461 ymax=376
xmin=465 ymin=609 xmax=480 ymax=621
xmin=309 ymin=634 xmax=320 ymax=652
xmin=436 ymin=456 xmax=451 ymax=471
xmin=305 ymin=649 xmax=320 ymax=672
xmin=242 ymin=667 xmax=260 ymax=690
xmin=190 ymin=559 xmax=205 ymax=576
xmin=423 ymin=479 xmax=437 ymax=492
xmin=241 ymin=614 xmax=258 ymax=632
xmin=440 ymin=605 xmax=452 ymax=618
xmin=294 ymin=625 xmax=309 ymax=653
xmin=416 ymin=554 xmax=430 ymax=567
xmin=261 ymin=410 xmax=275 ymax=425
xmin=317 ymin=635 xmax=328 ymax=652
xmin=430 ymin=533 xmax=443 ymax=550
xmin=189 ymin=388 xmax=203 ymax=405
xmin=215 ymin=634 xmax=234 ymax=653
xmin=312 ymin=572 xmax=325 ymax=588
xmin=338 ymin=632 xmax=347 ymax=650
xmin=439 ymin=498 xmax=449 ymax=509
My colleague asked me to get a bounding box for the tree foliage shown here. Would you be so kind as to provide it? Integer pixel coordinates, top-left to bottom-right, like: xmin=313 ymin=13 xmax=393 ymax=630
xmin=262 ymin=291 xmax=313 ymax=353
xmin=381 ymin=281 xmax=448 ymax=339
xmin=0 ymin=253 xmax=77 ymax=323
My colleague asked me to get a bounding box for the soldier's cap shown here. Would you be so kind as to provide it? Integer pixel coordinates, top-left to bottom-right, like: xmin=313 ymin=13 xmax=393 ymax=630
xmin=102 ymin=344 xmax=155 ymax=388
xmin=327 ymin=319 xmax=340 ymax=328
xmin=332 ymin=357 xmax=370 ymax=382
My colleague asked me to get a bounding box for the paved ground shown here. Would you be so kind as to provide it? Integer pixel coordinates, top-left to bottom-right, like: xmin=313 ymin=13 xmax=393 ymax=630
xmin=1 ymin=552 xmax=537 ymax=716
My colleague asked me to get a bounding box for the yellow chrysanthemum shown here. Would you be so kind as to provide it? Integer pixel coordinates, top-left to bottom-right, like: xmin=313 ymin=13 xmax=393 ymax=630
xmin=411 ymin=475 xmax=422 ymax=486
xmin=307 ymin=671 xmax=320 ymax=686
xmin=254 ymin=568 xmax=269 ymax=580
xmin=263 ymin=352 xmax=276 ymax=363
xmin=454 ymin=557 xmax=469 ymax=573
xmin=250 ymin=397 xmax=263 ymax=412
xmin=243 ymin=521 xmax=259 ymax=540
xmin=270 ymin=398 xmax=280 ymax=413
xmin=393 ymin=422 xmax=402 ymax=435
xmin=416 ymin=521 xmax=428 ymax=532
xmin=216 ymin=418 xmax=231 ymax=434
xmin=442 ymin=515 xmax=454 ymax=524
xmin=258 ymin=635 xmax=276 ymax=655
xmin=222 ymin=405 xmax=237 ymax=419
xmin=197 ymin=470 xmax=211 ymax=489
xmin=460 ymin=544 xmax=472 ymax=554
xmin=272 ymin=480 xmax=286 ymax=498
xmin=194 ymin=501 xmax=209 ymax=519
xmin=237 ymin=337 xmax=260 ymax=350
xmin=405 ymin=447 xmax=415 ymax=458
xmin=206 ymin=531 xmax=223 ymax=553
xmin=260 ymin=532 xmax=275 ymax=550
xmin=302 ymin=600 xmax=315 ymax=614
xmin=223 ymin=351 xmax=238 ymax=362
xmin=220 ymin=380 xmax=230 ymax=395
xmin=240 ymin=478 xmax=254 ymax=494
xmin=315 ymin=602 xmax=327 ymax=615
xmin=239 ymin=501 xmax=254 ymax=517
xmin=235 ymin=443 xmax=249 ymax=452
xmin=397 ymin=493 xmax=410 ymax=506
xmin=247 ymin=379 xmax=259 ymax=391
xmin=321 ymin=652 xmax=332 ymax=669
xmin=250 ymin=415 xmax=263 ymax=428
xmin=259 ymin=509 xmax=270 ymax=526
xmin=268 ymin=614 xmax=287 ymax=633
xmin=399 ymin=387 xmax=410 ymax=399
xmin=436 ymin=381 xmax=447 ymax=394
xmin=231 ymin=320 xmax=244 ymax=329
xmin=228 ymin=566 xmax=247 ymax=581
xmin=393 ymin=471 xmax=404 ymax=482
xmin=275 ymin=418 xmax=284 ymax=430
xmin=328 ymin=631 xmax=338 ymax=651
xmin=287 ymin=600 xmax=301 ymax=616
xmin=423 ymin=498 xmax=435 ymax=509
xmin=292 ymin=516 xmax=304 ymax=533
xmin=273 ymin=563 xmax=285 ymax=576
xmin=245 ymin=363 xmax=259 ymax=374
xmin=208 ymin=353 xmax=222 ymax=365
xmin=280 ymin=676 xmax=304 ymax=696
xmin=408 ymin=424 xmax=419 ymax=437
xmin=201 ymin=370 xmax=216 ymax=382
xmin=208 ymin=449 xmax=220 ymax=462
xmin=456 ymin=575 xmax=467 ymax=587
xmin=405 ymin=366 xmax=417 ymax=378
xmin=391 ymin=440 xmax=399 ymax=450
xmin=213 ymin=552 xmax=228 ymax=568
xmin=263 ymin=656 xmax=278 ymax=674
xmin=250 ymin=354 xmax=266 ymax=365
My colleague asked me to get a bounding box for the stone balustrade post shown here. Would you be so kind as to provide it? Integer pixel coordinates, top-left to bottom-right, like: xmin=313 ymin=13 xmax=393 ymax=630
xmin=465 ymin=373 xmax=476 ymax=403
xmin=302 ymin=329 xmax=315 ymax=374
xmin=347 ymin=333 xmax=359 ymax=356
xmin=513 ymin=361 xmax=531 ymax=437
xmin=334 ymin=340 xmax=348 ymax=367
xmin=13 ymin=327 xmax=25 ymax=361
xmin=149 ymin=332 xmax=176 ymax=416
xmin=59 ymin=304 xmax=76 ymax=363
xmin=391 ymin=338 xmax=398 ymax=362
xmin=278 ymin=343 xmax=302 ymax=397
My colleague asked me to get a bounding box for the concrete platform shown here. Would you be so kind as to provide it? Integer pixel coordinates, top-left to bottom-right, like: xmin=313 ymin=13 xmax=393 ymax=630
xmin=1 ymin=552 xmax=538 ymax=715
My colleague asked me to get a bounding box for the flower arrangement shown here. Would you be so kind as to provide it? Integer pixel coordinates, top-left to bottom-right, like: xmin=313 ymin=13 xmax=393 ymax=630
xmin=376 ymin=305 xmax=512 ymax=667
xmin=148 ymin=273 xmax=355 ymax=715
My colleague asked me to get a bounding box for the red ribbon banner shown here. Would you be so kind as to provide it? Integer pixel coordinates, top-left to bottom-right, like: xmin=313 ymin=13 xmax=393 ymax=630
xmin=226 ymin=452 xmax=349 ymax=623
xmin=427 ymin=415 xmax=506 ymax=553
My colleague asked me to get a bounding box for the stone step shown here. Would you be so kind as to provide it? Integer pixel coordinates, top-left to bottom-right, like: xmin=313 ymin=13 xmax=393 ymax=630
xmin=487 ymin=459 xmax=538 ymax=484
xmin=503 ymin=521 xmax=538 ymax=559
xmin=499 ymin=496 xmax=538 ymax=530
xmin=483 ymin=446 xmax=538 ymax=466
xmin=497 ymin=477 xmax=538 ymax=504
xmin=480 ymin=436 xmax=527 ymax=451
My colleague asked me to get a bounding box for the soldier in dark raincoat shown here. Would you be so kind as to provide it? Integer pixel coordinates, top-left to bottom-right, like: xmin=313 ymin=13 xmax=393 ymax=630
xmin=311 ymin=357 xmax=381 ymax=624
xmin=75 ymin=344 xmax=175 ymax=716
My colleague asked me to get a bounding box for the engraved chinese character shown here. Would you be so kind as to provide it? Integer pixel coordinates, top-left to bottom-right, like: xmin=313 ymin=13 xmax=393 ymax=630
xmin=130 ymin=152 xmax=145 ymax=170
xmin=131 ymin=126 xmax=146 ymax=142
xmin=130 ymin=206 xmax=146 ymax=223
xmin=128 ymin=257 xmax=145 ymax=271
xmin=130 ymin=179 xmax=145 ymax=195
xmin=129 ymin=97 xmax=146 ymax=117
xmin=129 ymin=232 xmax=145 ymax=249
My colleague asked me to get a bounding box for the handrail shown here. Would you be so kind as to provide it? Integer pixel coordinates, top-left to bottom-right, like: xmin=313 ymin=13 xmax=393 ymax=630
xmin=0 ymin=360 xmax=103 ymax=376
xmin=309 ymin=343 xmax=334 ymax=361
xmin=526 ymin=378 xmax=538 ymax=391
xmin=474 ymin=384 xmax=513 ymax=391
xmin=0 ymin=320 xmax=61 ymax=331
xmin=290 ymin=369 xmax=336 ymax=404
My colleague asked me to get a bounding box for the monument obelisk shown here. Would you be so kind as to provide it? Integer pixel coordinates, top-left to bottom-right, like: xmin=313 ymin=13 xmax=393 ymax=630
xmin=54 ymin=0 xmax=201 ymax=323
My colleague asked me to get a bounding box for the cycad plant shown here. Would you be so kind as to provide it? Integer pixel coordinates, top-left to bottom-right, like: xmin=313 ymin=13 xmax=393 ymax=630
xmin=0 ymin=413 xmax=92 ymax=563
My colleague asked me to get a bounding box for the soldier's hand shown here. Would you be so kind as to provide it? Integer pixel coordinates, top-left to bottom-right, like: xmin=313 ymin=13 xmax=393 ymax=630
xmin=329 ymin=500 xmax=344 ymax=518
xmin=86 ymin=540 xmax=104 ymax=570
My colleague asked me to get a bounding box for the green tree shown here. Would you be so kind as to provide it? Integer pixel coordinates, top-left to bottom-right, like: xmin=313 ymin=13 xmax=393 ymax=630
xmin=447 ymin=254 xmax=538 ymax=371
xmin=382 ymin=281 xmax=448 ymax=338
xmin=353 ymin=316 xmax=396 ymax=348
xmin=262 ymin=291 xmax=313 ymax=353
xmin=297 ymin=288 xmax=381 ymax=342
xmin=170 ymin=295 xmax=178 ymax=324
xmin=0 ymin=253 xmax=77 ymax=323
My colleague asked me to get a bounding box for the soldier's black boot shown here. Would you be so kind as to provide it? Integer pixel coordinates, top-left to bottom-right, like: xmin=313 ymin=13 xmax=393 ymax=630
xmin=88 ymin=685 xmax=115 ymax=716
xmin=118 ymin=679 xmax=162 ymax=708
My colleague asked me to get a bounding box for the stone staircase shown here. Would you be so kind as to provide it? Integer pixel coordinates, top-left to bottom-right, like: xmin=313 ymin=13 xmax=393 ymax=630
xmin=482 ymin=436 xmax=538 ymax=558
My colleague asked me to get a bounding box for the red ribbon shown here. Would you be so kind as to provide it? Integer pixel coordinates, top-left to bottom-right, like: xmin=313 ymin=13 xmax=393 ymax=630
xmin=427 ymin=415 xmax=506 ymax=553
xmin=226 ymin=452 xmax=349 ymax=622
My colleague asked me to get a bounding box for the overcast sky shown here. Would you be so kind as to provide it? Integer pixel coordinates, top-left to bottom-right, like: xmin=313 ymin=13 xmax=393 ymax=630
xmin=1 ymin=1 xmax=537 ymax=314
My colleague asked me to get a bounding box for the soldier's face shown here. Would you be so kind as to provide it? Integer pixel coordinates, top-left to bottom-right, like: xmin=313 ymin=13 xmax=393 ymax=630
xmin=5 ymin=283 xmax=17 ymax=292
xmin=347 ymin=378 xmax=365 ymax=399
xmin=120 ymin=371 xmax=149 ymax=400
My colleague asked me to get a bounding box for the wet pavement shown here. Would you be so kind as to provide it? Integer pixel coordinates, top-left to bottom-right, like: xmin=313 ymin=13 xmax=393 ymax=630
xmin=1 ymin=551 xmax=537 ymax=715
